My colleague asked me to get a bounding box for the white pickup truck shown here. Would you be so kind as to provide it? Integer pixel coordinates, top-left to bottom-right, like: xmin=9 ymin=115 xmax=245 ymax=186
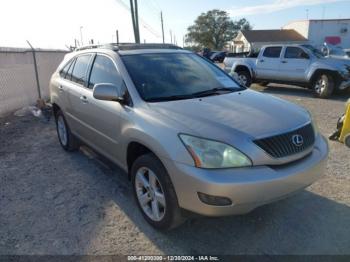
xmin=223 ymin=44 xmax=350 ymax=98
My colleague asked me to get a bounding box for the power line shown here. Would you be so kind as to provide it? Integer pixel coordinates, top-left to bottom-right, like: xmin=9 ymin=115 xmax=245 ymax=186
xmin=150 ymin=0 xmax=161 ymax=12
xmin=114 ymin=0 xmax=161 ymax=39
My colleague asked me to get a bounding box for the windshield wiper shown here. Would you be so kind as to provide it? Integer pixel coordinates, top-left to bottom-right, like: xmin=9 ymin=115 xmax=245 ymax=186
xmin=145 ymin=87 xmax=243 ymax=102
xmin=190 ymin=87 xmax=239 ymax=98
xmin=146 ymin=94 xmax=194 ymax=102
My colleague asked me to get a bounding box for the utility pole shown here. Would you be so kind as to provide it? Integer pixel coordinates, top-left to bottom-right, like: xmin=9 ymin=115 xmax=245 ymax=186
xmin=135 ymin=0 xmax=140 ymax=43
xmin=161 ymin=11 xmax=165 ymax=43
xmin=79 ymin=26 xmax=84 ymax=46
xmin=322 ymin=6 xmax=326 ymax=19
xmin=116 ymin=30 xmax=119 ymax=44
xmin=129 ymin=0 xmax=140 ymax=43
xmin=170 ymin=30 xmax=173 ymax=44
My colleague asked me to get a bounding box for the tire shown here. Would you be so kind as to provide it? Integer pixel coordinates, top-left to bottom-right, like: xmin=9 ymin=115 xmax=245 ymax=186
xmin=312 ymin=73 xmax=334 ymax=98
xmin=131 ymin=153 xmax=185 ymax=230
xmin=345 ymin=134 xmax=350 ymax=148
xmin=236 ymin=70 xmax=252 ymax=87
xmin=55 ymin=110 xmax=79 ymax=151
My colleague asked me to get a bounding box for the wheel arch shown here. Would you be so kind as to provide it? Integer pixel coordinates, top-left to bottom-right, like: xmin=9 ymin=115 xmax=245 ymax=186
xmin=52 ymin=103 xmax=61 ymax=120
xmin=125 ymin=140 xmax=172 ymax=182
xmin=234 ymin=64 xmax=252 ymax=76
xmin=309 ymin=69 xmax=341 ymax=88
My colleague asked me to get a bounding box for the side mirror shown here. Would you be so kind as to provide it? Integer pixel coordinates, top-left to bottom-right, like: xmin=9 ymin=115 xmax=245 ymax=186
xmin=93 ymin=83 xmax=124 ymax=102
xmin=301 ymin=52 xmax=310 ymax=59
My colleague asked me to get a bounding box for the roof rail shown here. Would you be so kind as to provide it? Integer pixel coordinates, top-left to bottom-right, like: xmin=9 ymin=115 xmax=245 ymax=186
xmin=74 ymin=43 xmax=182 ymax=52
xmin=74 ymin=44 xmax=104 ymax=51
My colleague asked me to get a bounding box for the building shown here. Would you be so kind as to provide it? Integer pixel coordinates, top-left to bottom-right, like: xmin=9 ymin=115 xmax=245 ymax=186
xmin=229 ymin=29 xmax=307 ymax=53
xmin=283 ymin=19 xmax=350 ymax=49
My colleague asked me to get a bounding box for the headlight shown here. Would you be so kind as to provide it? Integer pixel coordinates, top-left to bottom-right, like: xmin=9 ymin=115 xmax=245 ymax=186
xmin=339 ymin=66 xmax=350 ymax=79
xmin=179 ymin=134 xmax=252 ymax=168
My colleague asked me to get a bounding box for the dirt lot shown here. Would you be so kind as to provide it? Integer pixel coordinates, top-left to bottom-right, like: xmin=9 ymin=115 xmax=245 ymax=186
xmin=0 ymin=84 xmax=349 ymax=255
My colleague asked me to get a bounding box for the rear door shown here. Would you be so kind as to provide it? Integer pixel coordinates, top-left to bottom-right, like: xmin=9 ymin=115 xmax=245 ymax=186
xmin=279 ymin=46 xmax=311 ymax=82
xmin=255 ymin=46 xmax=282 ymax=80
xmin=55 ymin=59 xmax=75 ymax=113
xmin=64 ymin=54 xmax=94 ymax=137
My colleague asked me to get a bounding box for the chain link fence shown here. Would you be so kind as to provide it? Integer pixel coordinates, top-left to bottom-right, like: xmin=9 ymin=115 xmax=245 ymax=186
xmin=0 ymin=47 xmax=67 ymax=116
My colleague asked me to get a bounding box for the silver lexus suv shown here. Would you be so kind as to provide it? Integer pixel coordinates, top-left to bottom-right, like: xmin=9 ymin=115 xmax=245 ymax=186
xmin=50 ymin=43 xmax=329 ymax=230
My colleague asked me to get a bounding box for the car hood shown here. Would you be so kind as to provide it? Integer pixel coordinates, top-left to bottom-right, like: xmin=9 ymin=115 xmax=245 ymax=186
xmin=148 ymin=89 xmax=310 ymax=141
xmin=320 ymin=57 xmax=350 ymax=67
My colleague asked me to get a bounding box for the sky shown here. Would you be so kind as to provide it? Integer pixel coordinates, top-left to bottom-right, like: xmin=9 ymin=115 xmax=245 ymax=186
xmin=1 ymin=0 xmax=350 ymax=49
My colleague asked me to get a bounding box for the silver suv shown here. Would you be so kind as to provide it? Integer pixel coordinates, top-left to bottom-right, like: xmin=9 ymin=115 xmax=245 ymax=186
xmin=50 ymin=43 xmax=329 ymax=230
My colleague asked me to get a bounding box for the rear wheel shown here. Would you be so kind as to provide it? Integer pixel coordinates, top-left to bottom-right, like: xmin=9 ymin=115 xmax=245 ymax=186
xmin=131 ymin=153 xmax=185 ymax=230
xmin=313 ymin=73 xmax=334 ymax=98
xmin=55 ymin=110 xmax=79 ymax=151
xmin=236 ymin=70 xmax=252 ymax=87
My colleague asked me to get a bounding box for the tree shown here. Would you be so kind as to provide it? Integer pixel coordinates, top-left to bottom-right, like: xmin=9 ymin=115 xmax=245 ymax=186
xmin=185 ymin=9 xmax=252 ymax=50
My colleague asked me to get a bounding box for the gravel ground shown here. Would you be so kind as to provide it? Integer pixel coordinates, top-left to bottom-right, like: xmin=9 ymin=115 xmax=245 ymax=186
xmin=0 ymin=84 xmax=349 ymax=255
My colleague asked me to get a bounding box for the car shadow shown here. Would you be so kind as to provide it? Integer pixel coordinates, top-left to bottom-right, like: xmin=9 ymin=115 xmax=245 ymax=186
xmin=84 ymin=149 xmax=350 ymax=255
xmin=253 ymin=84 xmax=350 ymax=102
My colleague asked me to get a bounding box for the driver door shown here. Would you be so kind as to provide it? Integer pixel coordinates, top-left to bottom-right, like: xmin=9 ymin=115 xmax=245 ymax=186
xmin=75 ymin=54 xmax=126 ymax=165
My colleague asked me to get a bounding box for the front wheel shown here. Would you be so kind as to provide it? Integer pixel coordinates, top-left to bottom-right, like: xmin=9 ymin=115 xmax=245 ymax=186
xmin=236 ymin=70 xmax=252 ymax=87
xmin=131 ymin=153 xmax=185 ymax=230
xmin=313 ymin=73 xmax=334 ymax=98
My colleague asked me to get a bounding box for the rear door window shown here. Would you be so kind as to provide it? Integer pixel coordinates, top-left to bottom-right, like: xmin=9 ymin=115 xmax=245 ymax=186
xmin=71 ymin=55 xmax=92 ymax=85
xmin=263 ymin=47 xmax=282 ymax=58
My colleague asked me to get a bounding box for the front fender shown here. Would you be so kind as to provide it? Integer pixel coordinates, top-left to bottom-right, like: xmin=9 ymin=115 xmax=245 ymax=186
xmin=307 ymin=62 xmax=340 ymax=82
xmin=120 ymin=125 xmax=194 ymax=169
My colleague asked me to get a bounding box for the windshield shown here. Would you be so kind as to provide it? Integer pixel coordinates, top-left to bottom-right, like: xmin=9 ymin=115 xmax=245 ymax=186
xmin=302 ymin=44 xmax=325 ymax=58
xmin=121 ymin=52 xmax=241 ymax=102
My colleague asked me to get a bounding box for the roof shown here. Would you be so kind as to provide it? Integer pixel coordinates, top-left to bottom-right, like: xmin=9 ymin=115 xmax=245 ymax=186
xmin=239 ymin=29 xmax=307 ymax=43
xmin=75 ymin=43 xmax=182 ymax=52
xmin=288 ymin=18 xmax=350 ymax=23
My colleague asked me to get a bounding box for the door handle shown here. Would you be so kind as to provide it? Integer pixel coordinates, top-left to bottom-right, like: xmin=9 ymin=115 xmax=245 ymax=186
xmin=281 ymin=60 xmax=288 ymax=63
xmin=80 ymin=95 xmax=88 ymax=103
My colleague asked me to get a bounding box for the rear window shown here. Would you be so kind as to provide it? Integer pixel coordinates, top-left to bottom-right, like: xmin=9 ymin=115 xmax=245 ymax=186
xmin=263 ymin=47 xmax=282 ymax=58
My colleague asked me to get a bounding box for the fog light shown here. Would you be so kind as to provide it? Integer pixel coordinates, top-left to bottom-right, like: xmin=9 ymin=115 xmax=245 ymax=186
xmin=197 ymin=192 xmax=232 ymax=206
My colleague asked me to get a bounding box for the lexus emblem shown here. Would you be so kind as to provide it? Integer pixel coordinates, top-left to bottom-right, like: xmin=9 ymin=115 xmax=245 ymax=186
xmin=292 ymin=134 xmax=304 ymax=147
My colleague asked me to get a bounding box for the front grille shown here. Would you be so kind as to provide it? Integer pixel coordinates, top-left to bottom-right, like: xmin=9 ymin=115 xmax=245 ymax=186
xmin=253 ymin=123 xmax=315 ymax=158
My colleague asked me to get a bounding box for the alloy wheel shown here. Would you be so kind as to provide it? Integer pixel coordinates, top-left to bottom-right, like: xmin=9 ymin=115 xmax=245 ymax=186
xmin=314 ymin=75 xmax=328 ymax=94
xmin=238 ymin=74 xmax=247 ymax=86
xmin=135 ymin=167 xmax=166 ymax=221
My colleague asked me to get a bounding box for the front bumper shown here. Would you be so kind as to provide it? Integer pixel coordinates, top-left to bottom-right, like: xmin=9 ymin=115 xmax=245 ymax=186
xmin=161 ymin=134 xmax=328 ymax=216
